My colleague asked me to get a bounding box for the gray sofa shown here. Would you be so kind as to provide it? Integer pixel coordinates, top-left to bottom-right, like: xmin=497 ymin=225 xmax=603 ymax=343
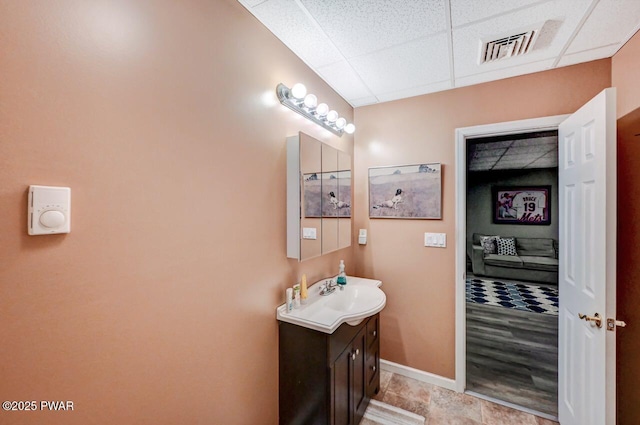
xmin=471 ymin=233 xmax=559 ymax=284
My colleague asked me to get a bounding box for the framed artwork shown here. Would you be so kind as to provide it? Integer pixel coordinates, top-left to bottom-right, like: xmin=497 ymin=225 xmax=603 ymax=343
xmin=368 ymin=163 xmax=442 ymax=219
xmin=320 ymin=170 xmax=351 ymax=218
xmin=303 ymin=171 xmax=351 ymax=218
xmin=302 ymin=172 xmax=322 ymax=218
xmin=492 ymin=186 xmax=551 ymax=225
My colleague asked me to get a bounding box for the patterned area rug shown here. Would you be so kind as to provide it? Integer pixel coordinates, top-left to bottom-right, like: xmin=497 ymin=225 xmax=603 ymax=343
xmin=466 ymin=277 xmax=559 ymax=316
xmin=361 ymin=400 xmax=425 ymax=425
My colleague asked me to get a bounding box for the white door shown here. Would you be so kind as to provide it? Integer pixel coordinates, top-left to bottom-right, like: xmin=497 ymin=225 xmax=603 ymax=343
xmin=558 ymin=88 xmax=617 ymax=425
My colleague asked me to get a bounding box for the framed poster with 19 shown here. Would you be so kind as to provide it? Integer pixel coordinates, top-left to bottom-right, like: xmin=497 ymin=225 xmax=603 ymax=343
xmin=492 ymin=186 xmax=551 ymax=225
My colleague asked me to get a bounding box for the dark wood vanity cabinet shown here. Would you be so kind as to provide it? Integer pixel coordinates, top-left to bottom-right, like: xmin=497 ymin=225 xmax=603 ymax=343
xmin=279 ymin=314 xmax=380 ymax=425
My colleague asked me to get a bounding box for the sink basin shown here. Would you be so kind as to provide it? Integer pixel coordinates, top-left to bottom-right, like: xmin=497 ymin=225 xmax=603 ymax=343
xmin=326 ymin=285 xmax=384 ymax=313
xmin=276 ymin=276 xmax=386 ymax=334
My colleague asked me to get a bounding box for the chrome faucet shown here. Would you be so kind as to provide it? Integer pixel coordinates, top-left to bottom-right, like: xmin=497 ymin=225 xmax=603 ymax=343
xmin=319 ymin=279 xmax=344 ymax=296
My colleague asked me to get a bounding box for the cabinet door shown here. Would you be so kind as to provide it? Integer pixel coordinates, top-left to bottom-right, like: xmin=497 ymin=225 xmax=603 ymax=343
xmin=365 ymin=315 xmax=380 ymax=398
xmin=352 ymin=328 xmax=367 ymax=424
xmin=333 ymin=347 xmax=352 ymax=425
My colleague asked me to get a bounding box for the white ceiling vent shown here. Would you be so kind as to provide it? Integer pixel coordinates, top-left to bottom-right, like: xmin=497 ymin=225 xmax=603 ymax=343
xmin=479 ymin=23 xmax=544 ymax=64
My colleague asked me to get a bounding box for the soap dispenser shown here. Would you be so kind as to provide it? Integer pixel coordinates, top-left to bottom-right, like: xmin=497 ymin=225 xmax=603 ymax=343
xmin=337 ymin=260 xmax=347 ymax=286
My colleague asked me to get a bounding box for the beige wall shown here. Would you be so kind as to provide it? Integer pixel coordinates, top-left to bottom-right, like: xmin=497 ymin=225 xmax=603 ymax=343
xmin=612 ymin=30 xmax=640 ymax=425
xmin=353 ymin=60 xmax=611 ymax=378
xmin=0 ymin=1 xmax=353 ymax=424
xmin=1 ymin=0 xmax=634 ymax=421
xmin=612 ymin=30 xmax=640 ymax=118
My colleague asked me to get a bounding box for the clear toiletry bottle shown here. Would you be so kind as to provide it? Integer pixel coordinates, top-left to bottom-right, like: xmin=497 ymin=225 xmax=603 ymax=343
xmin=286 ymin=288 xmax=293 ymax=313
xmin=293 ymin=284 xmax=301 ymax=309
xmin=337 ymin=260 xmax=347 ymax=286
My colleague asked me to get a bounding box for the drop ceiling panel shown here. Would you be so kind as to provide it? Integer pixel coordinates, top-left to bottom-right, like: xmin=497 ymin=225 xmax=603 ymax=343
xmin=454 ymin=58 xmax=554 ymax=89
xmin=512 ymin=136 xmax=557 ymax=146
xmin=538 ymin=150 xmax=557 ymax=159
xmin=493 ymin=161 xmax=531 ymax=169
xmin=557 ymin=44 xmax=620 ymax=67
xmin=238 ymin=0 xmax=640 ymax=107
xmin=505 ymin=145 xmax=553 ymax=155
xmin=450 ymin=0 xmax=543 ymax=28
xmin=472 ymin=159 xmax=500 ymax=165
xmin=242 ymin=0 xmax=268 ymax=7
xmin=248 ymin=0 xmax=343 ymax=67
xmin=376 ymin=80 xmax=452 ymax=103
xmin=349 ymin=34 xmax=450 ymax=94
xmin=566 ymin=0 xmax=640 ymax=54
xmin=452 ymin=0 xmax=592 ymax=78
xmin=300 ymin=0 xmax=447 ymax=58
xmin=316 ymin=61 xmax=374 ymax=100
xmin=474 ymin=140 xmax=513 ymax=150
xmin=350 ymin=95 xmax=379 ymax=107
xmin=501 ymin=153 xmax=547 ymax=161
xmin=472 ymin=148 xmax=507 ymax=158
xmin=468 ymin=133 xmax=558 ymax=171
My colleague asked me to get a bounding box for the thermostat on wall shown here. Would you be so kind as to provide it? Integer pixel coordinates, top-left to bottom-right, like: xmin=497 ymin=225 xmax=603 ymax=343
xmin=28 ymin=185 xmax=71 ymax=235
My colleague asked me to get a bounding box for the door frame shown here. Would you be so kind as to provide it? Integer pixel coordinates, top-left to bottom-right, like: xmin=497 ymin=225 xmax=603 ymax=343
xmin=454 ymin=114 xmax=570 ymax=394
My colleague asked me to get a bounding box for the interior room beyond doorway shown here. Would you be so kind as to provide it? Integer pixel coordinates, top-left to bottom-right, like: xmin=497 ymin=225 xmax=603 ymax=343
xmin=465 ymin=131 xmax=560 ymax=418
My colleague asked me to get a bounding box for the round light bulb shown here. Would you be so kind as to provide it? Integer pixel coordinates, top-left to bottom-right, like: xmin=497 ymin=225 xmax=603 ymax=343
xmin=326 ymin=110 xmax=338 ymax=123
xmin=335 ymin=117 xmax=347 ymax=130
xmin=316 ymin=103 xmax=329 ymax=117
xmin=344 ymin=123 xmax=356 ymax=134
xmin=303 ymin=94 xmax=317 ymax=109
xmin=291 ymin=83 xmax=307 ymax=100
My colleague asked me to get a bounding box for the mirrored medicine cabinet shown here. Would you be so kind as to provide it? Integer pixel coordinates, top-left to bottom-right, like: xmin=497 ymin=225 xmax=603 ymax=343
xmin=287 ymin=132 xmax=352 ymax=261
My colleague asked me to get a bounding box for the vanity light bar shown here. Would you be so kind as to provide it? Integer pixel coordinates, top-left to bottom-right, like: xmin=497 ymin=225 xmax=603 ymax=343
xmin=276 ymin=83 xmax=355 ymax=137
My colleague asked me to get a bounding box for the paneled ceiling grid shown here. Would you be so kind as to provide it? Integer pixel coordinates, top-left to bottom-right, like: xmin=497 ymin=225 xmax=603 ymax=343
xmin=468 ymin=135 xmax=558 ymax=171
xmin=238 ymin=0 xmax=640 ymax=107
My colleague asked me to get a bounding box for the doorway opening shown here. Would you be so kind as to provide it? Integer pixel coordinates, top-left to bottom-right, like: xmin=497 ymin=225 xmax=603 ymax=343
xmin=453 ymin=115 xmax=568 ymax=423
xmin=464 ymin=130 xmax=559 ymax=417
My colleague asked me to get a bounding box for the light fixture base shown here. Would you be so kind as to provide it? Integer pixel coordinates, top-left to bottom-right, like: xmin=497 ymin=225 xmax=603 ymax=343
xmin=276 ymin=83 xmax=346 ymax=137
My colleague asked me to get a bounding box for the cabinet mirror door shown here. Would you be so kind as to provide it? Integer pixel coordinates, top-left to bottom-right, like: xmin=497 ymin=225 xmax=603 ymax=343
xmin=322 ymin=144 xmax=339 ymax=255
xmin=299 ymin=133 xmax=322 ymax=261
xmin=337 ymin=150 xmax=352 ymax=250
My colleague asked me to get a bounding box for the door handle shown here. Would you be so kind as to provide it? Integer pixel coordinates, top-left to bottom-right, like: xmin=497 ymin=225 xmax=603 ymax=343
xmin=578 ymin=312 xmax=602 ymax=328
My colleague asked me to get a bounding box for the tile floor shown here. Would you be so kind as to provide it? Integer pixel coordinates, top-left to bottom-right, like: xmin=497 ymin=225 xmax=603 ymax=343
xmin=363 ymin=371 xmax=559 ymax=425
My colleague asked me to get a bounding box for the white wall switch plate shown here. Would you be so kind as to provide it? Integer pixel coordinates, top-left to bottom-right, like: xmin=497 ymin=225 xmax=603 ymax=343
xmin=358 ymin=229 xmax=367 ymax=245
xmin=302 ymin=227 xmax=317 ymax=240
xmin=28 ymin=185 xmax=71 ymax=235
xmin=424 ymin=232 xmax=446 ymax=247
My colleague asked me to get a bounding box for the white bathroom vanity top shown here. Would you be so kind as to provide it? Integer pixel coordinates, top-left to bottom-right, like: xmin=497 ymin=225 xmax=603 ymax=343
xmin=276 ymin=276 xmax=386 ymax=334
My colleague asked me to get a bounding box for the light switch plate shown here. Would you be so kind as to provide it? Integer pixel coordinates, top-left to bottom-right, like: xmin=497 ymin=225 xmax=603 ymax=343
xmin=302 ymin=227 xmax=317 ymax=240
xmin=424 ymin=232 xmax=446 ymax=248
xmin=358 ymin=229 xmax=367 ymax=245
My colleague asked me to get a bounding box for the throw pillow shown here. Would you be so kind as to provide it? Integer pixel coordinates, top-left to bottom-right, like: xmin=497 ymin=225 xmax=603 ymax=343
xmin=496 ymin=237 xmax=517 ymax=256
xmin=479 ymin=236 xmax=498 ymax=255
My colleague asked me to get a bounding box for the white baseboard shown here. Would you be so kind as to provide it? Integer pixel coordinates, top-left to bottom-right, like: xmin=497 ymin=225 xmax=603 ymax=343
xmin=380 ymin=359 xmax=457 ymax=392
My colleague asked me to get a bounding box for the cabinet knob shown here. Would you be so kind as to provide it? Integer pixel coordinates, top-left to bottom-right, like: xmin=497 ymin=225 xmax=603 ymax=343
xmin=352 ymin=353 xmax=356 ymax=361
xmin=371 ymin=366 xmax=376 ymax=372
xmin=372 ymin=330 xmax=377 ymax=337
xmin=355 ymin=349 xmax=360 ymax=356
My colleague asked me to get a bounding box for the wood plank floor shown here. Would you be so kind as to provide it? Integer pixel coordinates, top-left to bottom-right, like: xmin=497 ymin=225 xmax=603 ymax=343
xmin=466 ymin=301 xmax=558 ymax=417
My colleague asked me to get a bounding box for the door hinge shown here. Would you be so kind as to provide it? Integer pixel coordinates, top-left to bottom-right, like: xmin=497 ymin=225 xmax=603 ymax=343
xmin=606 ymin=318 xmax=627 ymax=332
